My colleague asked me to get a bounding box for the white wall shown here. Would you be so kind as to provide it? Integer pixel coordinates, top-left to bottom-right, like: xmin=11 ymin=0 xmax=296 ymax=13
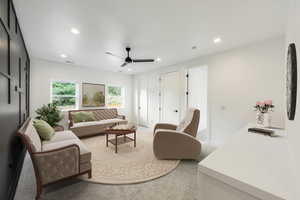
xmin=285 ymin=0 xmax=300 ymax=198
xmin=134 ymin=37 xmax=285 ymax=145
xmin=30 ymin=59 xmax=134 ymax=127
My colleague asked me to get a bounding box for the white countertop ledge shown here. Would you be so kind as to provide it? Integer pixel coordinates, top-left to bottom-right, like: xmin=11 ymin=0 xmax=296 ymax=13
xmin=198 ymin=125 xmax=294 ymax=200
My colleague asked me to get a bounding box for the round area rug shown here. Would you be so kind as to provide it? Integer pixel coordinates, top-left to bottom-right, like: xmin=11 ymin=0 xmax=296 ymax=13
xmin=80 ymin=133 xmax=180 ymax=184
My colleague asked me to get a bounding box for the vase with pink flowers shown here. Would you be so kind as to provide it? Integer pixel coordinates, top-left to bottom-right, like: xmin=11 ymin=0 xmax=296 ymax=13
xmin=254 ymin=100 xmax=274 ymax=127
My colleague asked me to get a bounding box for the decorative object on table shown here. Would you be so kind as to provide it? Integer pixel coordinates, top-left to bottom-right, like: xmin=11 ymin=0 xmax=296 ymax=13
xmin=254 ymin=100 xmax=274 ymax=127
xmin=82 ymin=83 xmax=105 ymax=107
xmin=286 ymin=43 xmax=297 ymax=121
xmin=110 ymin=123 xmax=136 ymax=130
xmin=105 ymin=123 xmax=137 ymax=153
xmin=248 ymin=127 xmax=274 ymax=137
xmin=35 ymin=102 xmax=63 ymax=128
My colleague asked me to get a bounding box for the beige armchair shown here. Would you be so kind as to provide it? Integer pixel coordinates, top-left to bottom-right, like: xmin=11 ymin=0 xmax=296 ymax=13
xmin=17 ymin=119 xmax=92 ymax=200
xmin=153 ymin=108 xmax=201 ymax=160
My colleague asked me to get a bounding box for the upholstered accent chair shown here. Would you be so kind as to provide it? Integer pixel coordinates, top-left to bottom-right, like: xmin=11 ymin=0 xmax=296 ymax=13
xmin=17 ymin=119 xmax=92 ymax=200
xmin=153 ymin=108 xmax=201 ymax=160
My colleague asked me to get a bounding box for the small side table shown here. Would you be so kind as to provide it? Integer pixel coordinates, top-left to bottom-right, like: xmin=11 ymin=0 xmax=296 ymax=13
xmin=105 ymin=124 xmax=137 ymax=153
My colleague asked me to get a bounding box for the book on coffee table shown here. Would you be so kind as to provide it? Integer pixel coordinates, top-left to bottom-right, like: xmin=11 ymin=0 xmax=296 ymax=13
xmin=248 ymin=127 xmax=274 ymax=136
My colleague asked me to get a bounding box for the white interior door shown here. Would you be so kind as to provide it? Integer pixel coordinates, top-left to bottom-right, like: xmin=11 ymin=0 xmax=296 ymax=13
xmin=161 ymin=71 xmax=181 ymax=124
xmin=138 ymin=79 xmax=148 ymax=126
xmin=188 ymin=66 xmax=208 ymax=140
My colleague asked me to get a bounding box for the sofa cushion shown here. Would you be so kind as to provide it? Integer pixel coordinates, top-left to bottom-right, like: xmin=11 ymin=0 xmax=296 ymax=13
xmin=72 ymin=118 xmax=127 ymax=128
xmin=33 ymin=120 xmax=55 ymax=140
xmin=42 ymin=130 xmax=78 ymax=145
xmin=42 ymin=138 xmax=91 ymax=163
xmin=72 ymin=111 xmax=96 ymax=123
xmin=24 ymin=120 xmax=42 ymax=152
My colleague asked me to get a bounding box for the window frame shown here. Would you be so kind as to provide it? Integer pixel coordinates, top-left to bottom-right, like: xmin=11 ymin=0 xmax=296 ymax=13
xmin=50 ymin=80 xmax=79 ymax=111
xmin=106 ymin=85 xmax=125 ymax=108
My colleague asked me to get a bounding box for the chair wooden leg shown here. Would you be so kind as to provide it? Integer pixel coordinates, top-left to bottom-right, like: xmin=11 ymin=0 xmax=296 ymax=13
xmin=35 ymin=184 xmax=43 ymax=200
xmin=88 ymin=170 xmax=92 ymax=179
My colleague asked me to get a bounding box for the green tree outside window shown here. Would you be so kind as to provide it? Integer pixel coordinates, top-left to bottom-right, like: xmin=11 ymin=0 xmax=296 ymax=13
xmin=51 ymin=81 xmax=77 ymax=109
xmin=107 ymin=86 xmax=124 ymax=107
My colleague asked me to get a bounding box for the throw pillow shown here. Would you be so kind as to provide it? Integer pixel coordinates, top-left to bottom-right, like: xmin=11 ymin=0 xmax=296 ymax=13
xmin=33 ymin=119 xmax=55 ymax=140
xmin=72 ymin=111 xmax=96 ymax=123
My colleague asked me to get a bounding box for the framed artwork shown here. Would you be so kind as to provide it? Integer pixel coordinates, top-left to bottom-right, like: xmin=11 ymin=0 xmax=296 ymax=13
xmin=286 ymin=43 xmax=297 ymax=121
xmin=82 ymin=83 xmax=105 ymax=107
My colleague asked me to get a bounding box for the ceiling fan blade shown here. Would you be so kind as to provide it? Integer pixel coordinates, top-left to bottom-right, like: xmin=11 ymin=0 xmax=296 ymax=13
xmin=121 ymin=62 xmax=128 ymax=67
xmin=105 ymin=51 xmax=123 ymax=59
xmin=133 ymin=59 xmax=155 ymax=63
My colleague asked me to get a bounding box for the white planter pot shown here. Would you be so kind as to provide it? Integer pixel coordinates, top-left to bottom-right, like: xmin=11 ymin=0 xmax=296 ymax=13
xmin=256 ymin=112 xmax=271 ymax=127
xmin=263 ymin=113 xmax=271 ymax=127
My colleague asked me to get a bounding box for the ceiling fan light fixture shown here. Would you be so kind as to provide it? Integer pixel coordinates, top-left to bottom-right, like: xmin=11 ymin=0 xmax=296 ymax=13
xmin=156 ymin=57 xmax=161 ymax=62
xmin=106 ymin=47 xmax=156 ymax=67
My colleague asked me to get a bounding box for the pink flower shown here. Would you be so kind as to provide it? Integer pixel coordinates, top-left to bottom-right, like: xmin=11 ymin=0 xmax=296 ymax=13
xmin=256 ymin=101 xmax=263 ymax=106
xmin=264 ymin=100 xmax=273 ymax=105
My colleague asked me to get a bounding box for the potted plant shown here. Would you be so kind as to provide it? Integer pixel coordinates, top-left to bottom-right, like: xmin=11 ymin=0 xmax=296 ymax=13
xmin=35 ymin=102 xmax=64 ymax=131
xmin=254 ymin=100 xmax=274 ymax=127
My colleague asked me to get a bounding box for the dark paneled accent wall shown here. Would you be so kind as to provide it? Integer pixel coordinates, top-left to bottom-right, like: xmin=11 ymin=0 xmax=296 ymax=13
xmin=0 ymin=0 xmax=30 ymax=199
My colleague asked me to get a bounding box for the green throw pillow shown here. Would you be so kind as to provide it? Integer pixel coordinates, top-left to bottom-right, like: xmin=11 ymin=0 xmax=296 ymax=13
xmin=33 ymin=119 xmax=55 ymax=140
xmin=72 ymin=111 xmax=96 ymax=123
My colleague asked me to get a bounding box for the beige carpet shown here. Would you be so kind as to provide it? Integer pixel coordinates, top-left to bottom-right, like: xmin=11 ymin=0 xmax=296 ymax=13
xmin=80 ymin=131 xmax=180 ymax=184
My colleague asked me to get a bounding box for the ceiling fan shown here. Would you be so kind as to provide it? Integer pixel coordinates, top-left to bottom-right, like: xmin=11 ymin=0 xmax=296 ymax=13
xmin=106 ymin=47 xmax=155 ymax=67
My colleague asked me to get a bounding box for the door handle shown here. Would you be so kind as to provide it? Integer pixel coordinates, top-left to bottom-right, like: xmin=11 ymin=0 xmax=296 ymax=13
xmin=174 ymin=110 xmax=178 ymax=113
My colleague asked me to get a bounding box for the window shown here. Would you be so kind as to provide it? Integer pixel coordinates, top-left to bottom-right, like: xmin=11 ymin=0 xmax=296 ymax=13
xmin=107 ymin=86 xmax=124 ymax=108
xmin=51 ymin=81 xmax=78 ymax=110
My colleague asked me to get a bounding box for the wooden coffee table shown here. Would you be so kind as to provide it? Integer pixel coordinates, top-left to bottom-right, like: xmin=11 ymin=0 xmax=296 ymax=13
xmin=105 ymin=124 xmax=137 ymax=153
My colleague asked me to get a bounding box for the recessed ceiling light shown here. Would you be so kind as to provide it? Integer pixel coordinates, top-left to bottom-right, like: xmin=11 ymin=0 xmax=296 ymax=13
xmin=213 ymin=37 xmax=222 ymax=44
xmin=65 ymin=60 xmax=73 ymax=64
xmin=70 ymin=28 xmax=80 ymax=35
xmin=156 ymin=57 xmax=161 ymax=62
xmin=60 ymin=54 xmax=67 ymax=58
